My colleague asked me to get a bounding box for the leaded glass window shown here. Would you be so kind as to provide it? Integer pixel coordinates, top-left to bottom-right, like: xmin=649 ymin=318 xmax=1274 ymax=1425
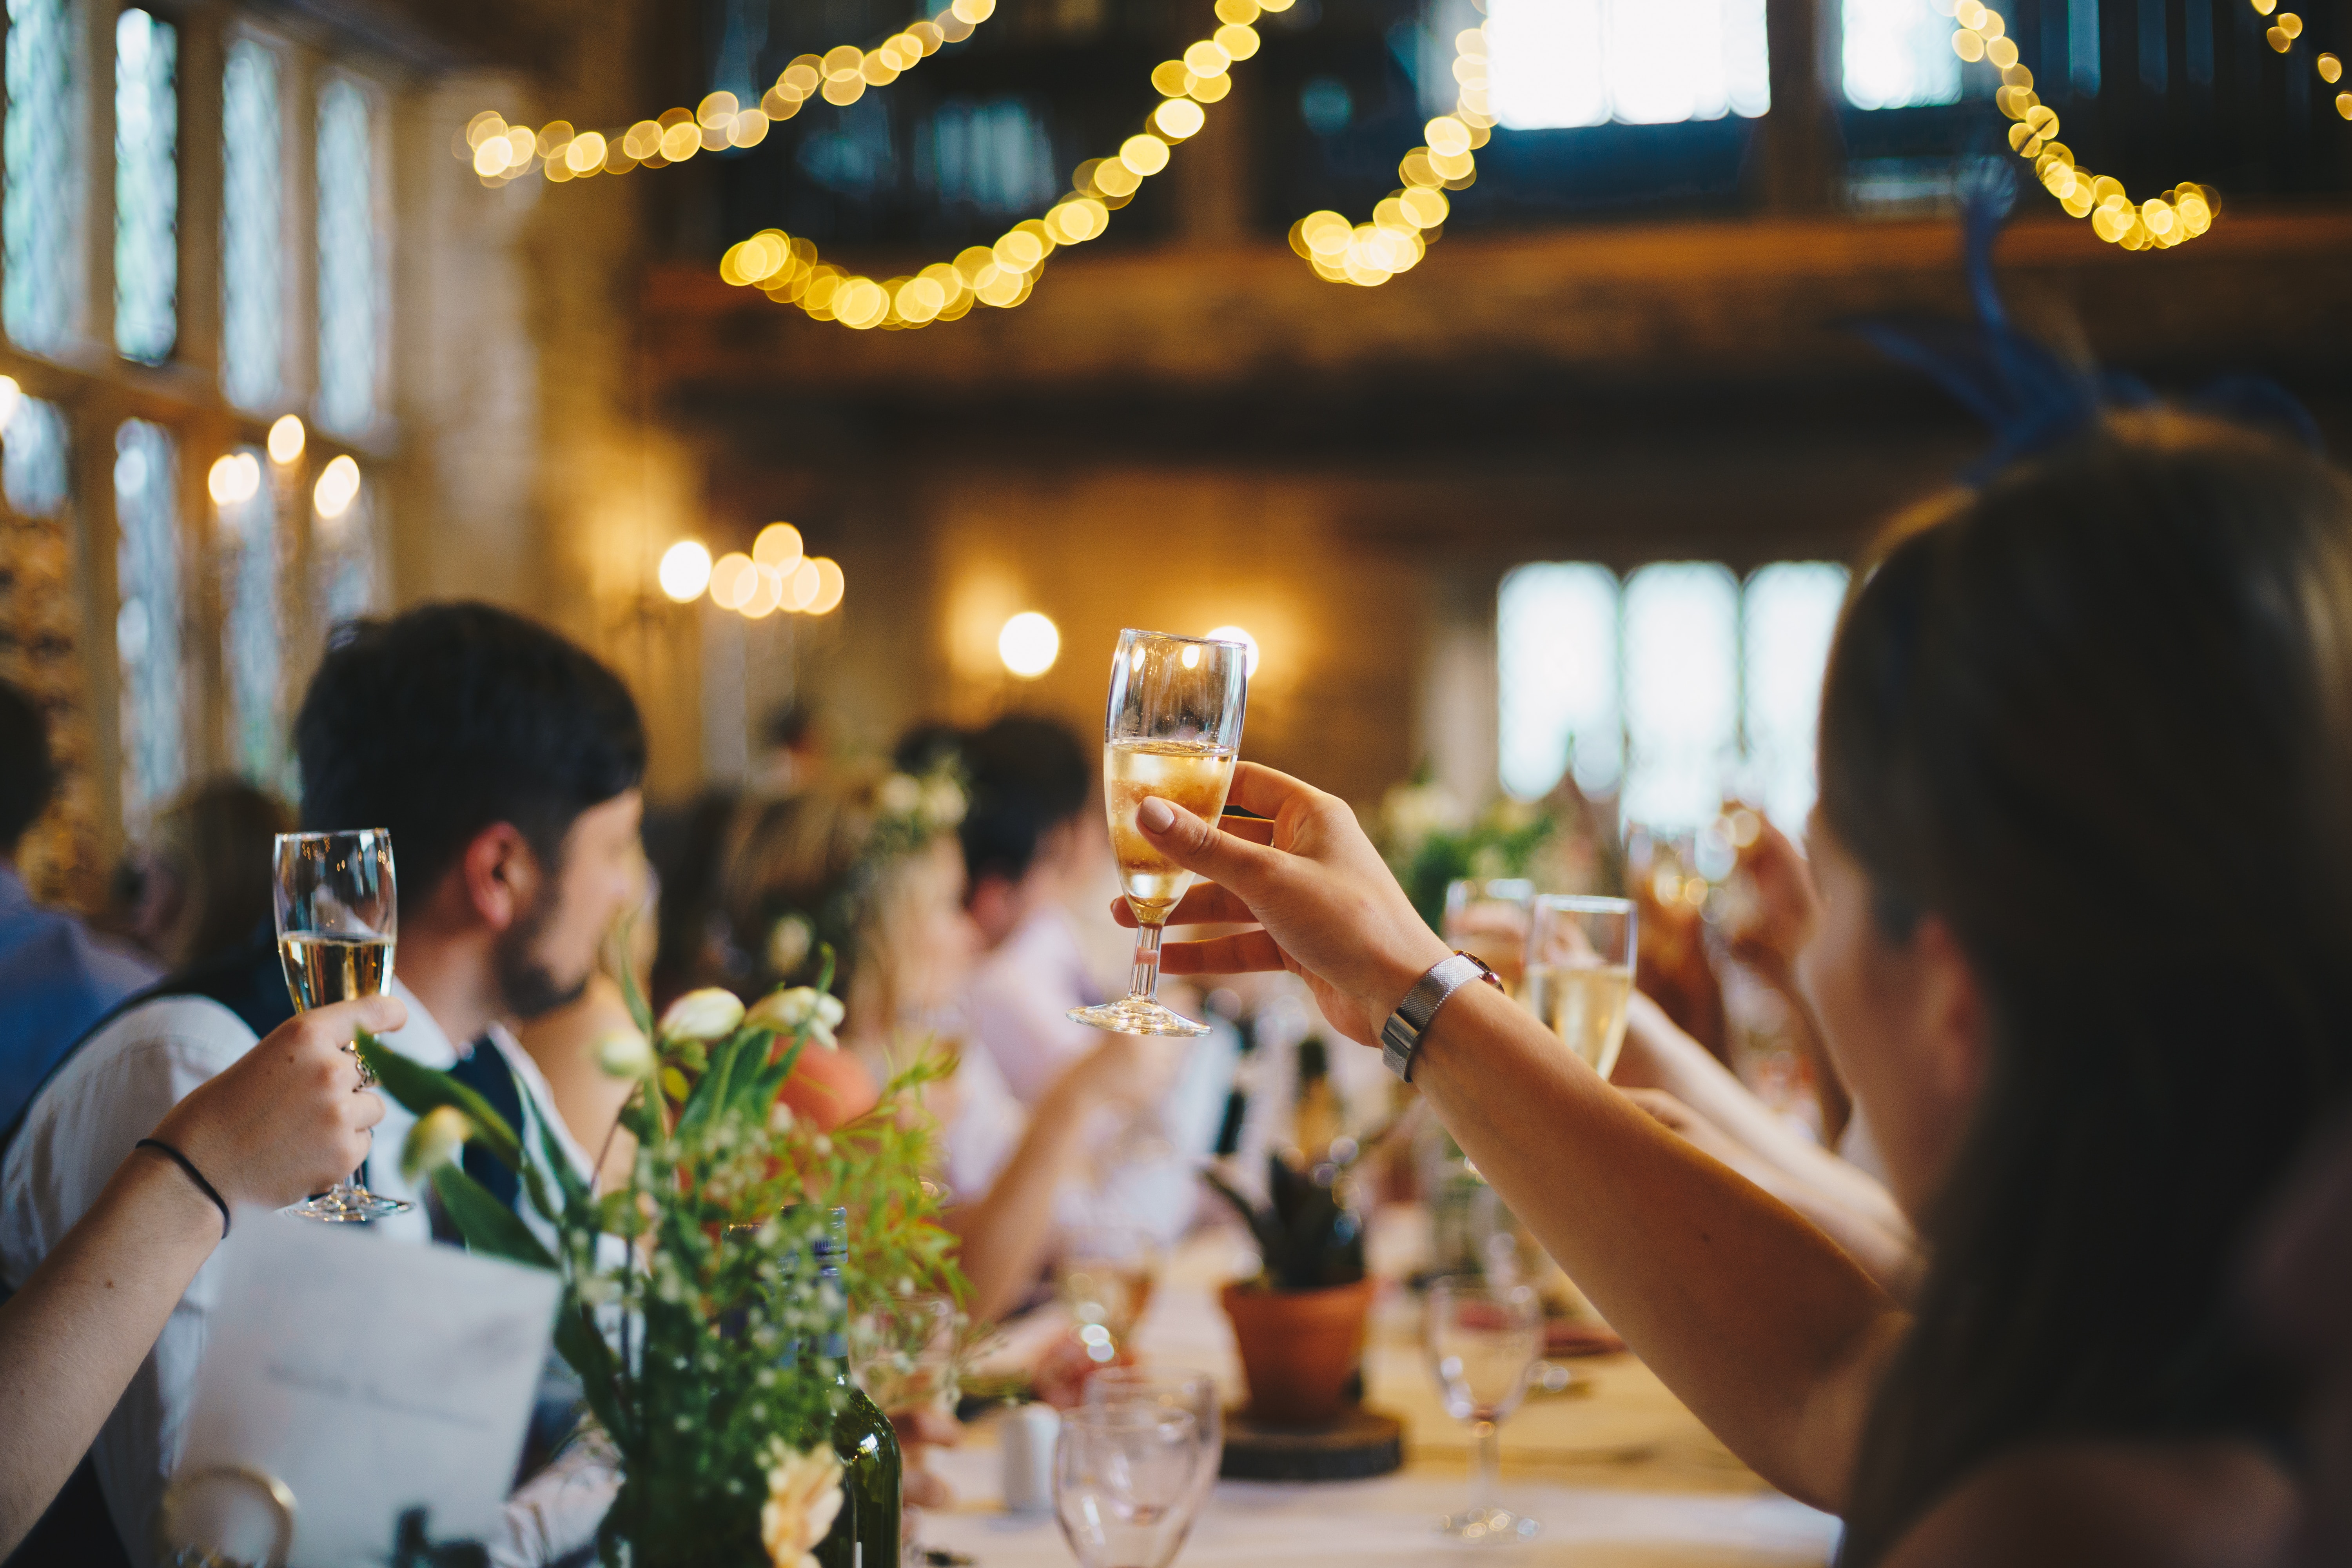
xmin=220 ymin=37 xmax=282 ymax=410
xmin=113 ymin=9 xmax=177 ymax=363
xmin=1741 ymin=563 xmax=1848 ymax=828
xmin=4 ymin=0 xmax=82 ymax=354
xmin=1842 ymin=0 xmax=1962 ymax=108
xmin=922 ymin=99 xmax=1058 ymax=213
xmin=4 ymin=394 xmax=69 ymax=515
xmin=1499 ymin=563 xmax=1621 ymax=800
xmin=315 ymin=77 xmax=381 ymax=435
xmin=1622 ymin=563 xmax=1742 ymax=829
xmin=218 ymin=445 xmax=284 ymax=785
xmin=1486 ymin=0 xmax=1770 ymax=128
xmin=312 ymin=479 xmax=376 ymax=634
xmin=114 ymin=420 xmax=182 ymax=825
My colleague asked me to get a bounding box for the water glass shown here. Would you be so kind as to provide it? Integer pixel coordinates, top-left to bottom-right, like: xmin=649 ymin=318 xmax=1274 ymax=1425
xmin=1426 ymin=1278 xmax=1544 ymax=1541
xmin=1053 ymin=1404 xmax=1203 ymax=1568
xmin=1085 ymin=1367 xmax=1223 ymax=1512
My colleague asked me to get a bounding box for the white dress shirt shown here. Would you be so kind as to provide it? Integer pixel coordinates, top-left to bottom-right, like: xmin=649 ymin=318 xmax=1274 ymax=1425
xmin=0 ymin=981 xmax=600 ymax=1565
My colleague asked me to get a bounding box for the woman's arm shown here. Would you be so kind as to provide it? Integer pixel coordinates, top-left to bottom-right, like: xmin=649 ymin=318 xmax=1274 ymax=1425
xmin=1121 ymin=763 xmax=1908 ymax=1509
xmin=0 ymin=995 xmax=396 ymax=1557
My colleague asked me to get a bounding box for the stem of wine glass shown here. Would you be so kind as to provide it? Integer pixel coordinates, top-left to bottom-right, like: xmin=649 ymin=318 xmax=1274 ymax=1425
xmin=1470 ymin=1417 xmax=1499 ymax=1517
xmin=1129 ymin=919 xmax=1168 ymax=1002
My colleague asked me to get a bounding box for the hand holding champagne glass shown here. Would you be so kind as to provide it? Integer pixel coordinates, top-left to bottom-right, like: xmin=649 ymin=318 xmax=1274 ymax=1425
xmin=272 ymin=829 xmax=410 ymax=1221
xmin=1072 ymin=629 xmax=1249 ymax=1038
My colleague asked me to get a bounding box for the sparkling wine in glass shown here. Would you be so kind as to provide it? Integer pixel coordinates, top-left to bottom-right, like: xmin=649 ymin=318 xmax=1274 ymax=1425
xmin=273 ymin=829 xmax=411 ymax=1221
xmin=1521 ymin=894 xmax=1637 ymax=1079
xmin=1426 ymin=1278 xmax=1544 ymax=1542
xmin=1071 ymin=629 xmax=1249 ymax=1039
xmin=1053 ymin=1404 xmax=1203 ymax=1568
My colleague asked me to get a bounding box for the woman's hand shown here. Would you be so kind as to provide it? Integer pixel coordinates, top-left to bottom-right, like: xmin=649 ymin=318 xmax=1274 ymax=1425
xmin=149 ymin=996 xmax=401 ymax=1211
xmin=1108 ymin=762 xmax=1452 ymax=1046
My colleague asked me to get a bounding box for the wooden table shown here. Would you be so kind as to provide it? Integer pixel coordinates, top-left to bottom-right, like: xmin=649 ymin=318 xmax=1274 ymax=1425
xmin=922 ymin=1218 xmax=1839 ymax=1568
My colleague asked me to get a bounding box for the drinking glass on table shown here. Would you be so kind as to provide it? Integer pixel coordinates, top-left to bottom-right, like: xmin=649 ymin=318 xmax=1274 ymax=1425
xmin=1521 ymin=894 xmax=1637 ymax=1079
xmin=1053 ymin=1404 xmax=1204 ymax=1568
xmin=272 ymin=829 xmax=409 ymax=1221
xmin=1085 ymin=1367 xmax=1223 ymax=1514
xmin=1057 ymin=1223 xmax=1160 ymax=1361
xmin=1426 ymin=1278 xmax=1544 ymax=1541
xmin=1071 ymin=629 xmax=1250 ymax=1038
xmin=1443 ymin=878 xmax=1538 ymax=998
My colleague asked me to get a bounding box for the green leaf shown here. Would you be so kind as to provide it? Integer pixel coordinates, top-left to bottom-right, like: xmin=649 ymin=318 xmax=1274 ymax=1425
xmin=732 ymin=1035 xmax=804 ymax=1120
xmin=356 ymin=1032 xmax=523 ymax=1172
xmin=430 ymin=1164 xmax=555 ymax=1271
xmin=612 ymin=914 xmax=655 ymax=1040
xmin=552 ymin=1304 xmax=629 ymax=1449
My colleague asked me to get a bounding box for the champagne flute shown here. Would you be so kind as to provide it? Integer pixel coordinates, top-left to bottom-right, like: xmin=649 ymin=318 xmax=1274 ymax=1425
xmin=273 ymin=829 xmax=411 ymax=1221
xmin=1443 ymin=878 xmax=1538 ymax=997
xmin=1521 ymin=894 xmax=1637 ymax=1079
xmin=1071 ymin=629 xmax=1249 ymax=1038
xmin=1053 ymin=1405 xmax=1203 ymax=1568
xmin=1425 ymin=1278 xmax=1543 ymax=1542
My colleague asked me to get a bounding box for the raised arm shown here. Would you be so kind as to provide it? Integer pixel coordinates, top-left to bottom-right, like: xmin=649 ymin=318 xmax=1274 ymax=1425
xmin=1118 ymin=762 xmax=1906 ymax=1509
xmin=0 ymin=995 xmax=397 ymax=1557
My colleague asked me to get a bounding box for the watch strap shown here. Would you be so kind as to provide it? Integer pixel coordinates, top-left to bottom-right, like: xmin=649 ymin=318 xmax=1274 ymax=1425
xmin=1380 ymin=951 xmax=1503 ymax=1082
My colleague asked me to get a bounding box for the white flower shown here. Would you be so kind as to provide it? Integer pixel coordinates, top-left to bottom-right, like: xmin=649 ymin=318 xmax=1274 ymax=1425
xmin=877 ymin=772 xmax=924 ymax=817
xmin=595 ymin=1027 xmax=656 ymax=1079
xmin=766 ymin=913 xmax=813 ymax=976
xmin=658 ymin=987 xmax=744 ymax=1044
xmin=759 ymin=1445 xmax=845 ymax=1568
xmin=744 ymin=985 xmax=844 ymax=1047
xmin=400 ymin=1105 xmax=470 ymax=1183
xmin=920 ymin=775 xmax=967 ymax=826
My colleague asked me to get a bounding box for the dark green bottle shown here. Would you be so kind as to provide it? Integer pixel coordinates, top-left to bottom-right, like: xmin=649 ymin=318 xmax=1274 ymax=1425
xmin=810 ymin=1208 xmax=902 ymax=1568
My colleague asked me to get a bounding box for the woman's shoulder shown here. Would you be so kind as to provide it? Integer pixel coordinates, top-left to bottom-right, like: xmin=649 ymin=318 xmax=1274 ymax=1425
xmin=1884 ymin=1439 xmax=2295 ymax=1568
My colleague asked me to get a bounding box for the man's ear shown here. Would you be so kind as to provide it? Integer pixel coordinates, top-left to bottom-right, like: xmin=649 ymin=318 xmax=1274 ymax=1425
xmin=456 ymin=822 xmax=540 ymax=935
xmin=1910 ymin=913 xmax=1990 ymax=1113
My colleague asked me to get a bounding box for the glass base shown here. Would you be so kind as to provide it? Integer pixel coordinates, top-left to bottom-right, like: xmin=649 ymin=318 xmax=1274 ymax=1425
xmin=289 ymin=1183 xmax=413 ymax=1223
xmin=1067 ymin=995 xmax=1212 ymax=1037
xmin=1437 ymin=1506 xmax=1540 ymax=1542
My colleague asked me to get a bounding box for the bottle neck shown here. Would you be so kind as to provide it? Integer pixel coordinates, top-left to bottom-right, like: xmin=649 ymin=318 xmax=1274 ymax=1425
xmin=811 ymin=1207 xmax=850 ymax=1371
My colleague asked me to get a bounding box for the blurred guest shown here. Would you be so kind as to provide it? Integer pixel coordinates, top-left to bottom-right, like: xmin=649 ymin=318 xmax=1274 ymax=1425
xmin=719 ymin=767 xmax=1152 ymax=1319
xmin=0 ymin=678 xmax=157 ymax=1136
xmin=644 ymin=787 xmax=741 ymax=1010
xmin=1720 ymin=808 xmax=1861 ymax=1158
xmin=511 ymin=869 xmax=657 ymax=1195
xmin=753 ymin=699 xmax=826 ymax=797
xmin=123 ymin=778 xmax=291 ymax=972
xmin=0 ymin=603 xmax=646 ymax=1566
xmin=0 ymin=995 xmax=396 ymax=1560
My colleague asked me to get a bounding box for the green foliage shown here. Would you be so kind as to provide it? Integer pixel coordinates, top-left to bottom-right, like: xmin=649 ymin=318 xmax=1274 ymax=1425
xmin=1374 ymin=773 xmax=1558 ymax=933
xmin=1205 ymin=1151 xmax=1367 ymax=1293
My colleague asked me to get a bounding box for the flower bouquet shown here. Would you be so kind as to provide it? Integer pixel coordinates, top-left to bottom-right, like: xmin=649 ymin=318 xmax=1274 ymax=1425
xmin=359 ymin=953 xmax=964 ymax=1568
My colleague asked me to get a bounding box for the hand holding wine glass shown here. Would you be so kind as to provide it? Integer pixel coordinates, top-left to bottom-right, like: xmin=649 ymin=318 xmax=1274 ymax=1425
xmin=272 ymin=829 xmax=410 ymax=1221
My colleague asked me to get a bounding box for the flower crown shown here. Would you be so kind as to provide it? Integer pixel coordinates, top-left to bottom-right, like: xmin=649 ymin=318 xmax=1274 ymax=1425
xmin=764 ymin=764 xmax=966 ymax=984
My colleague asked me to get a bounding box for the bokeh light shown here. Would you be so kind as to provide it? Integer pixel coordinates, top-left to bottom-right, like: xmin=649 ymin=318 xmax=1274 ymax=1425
xmin=207 ymin=451 xmax=260 ymax=506
xmin=267 ymin=414 xmax=305 ymax=464
xmin=1205 ymin=624 xmax=1261 ymax=677
xmin=710 ymin=552 xmax=757 ymax=610
xmin=658 ymin=540 xmax=713 ymax=602
xmin=313 ymin=454 xmax=361 ymax=519
xmin=998 ymin=612 xmax=1060 ymax=677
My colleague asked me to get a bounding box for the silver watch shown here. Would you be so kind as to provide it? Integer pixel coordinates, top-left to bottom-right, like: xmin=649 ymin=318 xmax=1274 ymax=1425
xmin=1379 ymin=951 xmax=1504 ymax=1082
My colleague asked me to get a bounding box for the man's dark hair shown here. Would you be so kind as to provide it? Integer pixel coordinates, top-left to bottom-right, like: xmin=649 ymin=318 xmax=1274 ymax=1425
xmin=955 ymin=715 xmax=1091 ymax=887
xmin=294 ymin=602 xmax=646 ymax=898
xmin=0 ymin=678 xmax=56 ymax=853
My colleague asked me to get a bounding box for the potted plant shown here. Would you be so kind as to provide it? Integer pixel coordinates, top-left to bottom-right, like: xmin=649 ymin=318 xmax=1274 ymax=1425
xmin=1205 ymin=1150 xmax=1373 ymax=1428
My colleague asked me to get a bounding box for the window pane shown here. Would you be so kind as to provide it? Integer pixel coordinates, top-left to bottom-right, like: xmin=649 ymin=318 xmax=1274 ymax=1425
xmin=1741 ymin=562 xmax=1847 ymax=829
xmin=1842 ymin=0 xmax=1962 ymax=107
xmin=1498 ymin=563 xmax=1620 ymax=800
xmin=114 ymin=420 xmax=182 ymax=826
xmin=1621 ymin=562 xmax=1740 ymax=830
xmin=218 ymin=445 xmax=284 ymax=786
xmin=221 ymin=37 xmax=283 ymax=410
xmin=1489 ymin=0 xmax=1768 ymax=128
xmin=922 ymin=99 xmax=1057 ymax=213
xmin=4 ymin=395 xmax=69 ymax=515
xmin=315 ymin=77 xmax=380 ymax=435
xmin=312 ymin=475 xmax=376 ymax=634
xmin=4 ymin=0 xmax=81 ymax=354
xmin=113 ymin=9 xmax=176 ymax=363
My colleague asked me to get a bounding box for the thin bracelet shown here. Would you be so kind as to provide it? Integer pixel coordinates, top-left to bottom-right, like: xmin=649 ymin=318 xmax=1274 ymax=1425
xmin=134 ymin=1138 xmax=231 ymax=1238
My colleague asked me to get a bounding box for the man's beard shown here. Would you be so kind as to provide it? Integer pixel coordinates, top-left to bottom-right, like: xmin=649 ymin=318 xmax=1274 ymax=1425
xmin=493 ymin=888 xmax=592 ymax=1022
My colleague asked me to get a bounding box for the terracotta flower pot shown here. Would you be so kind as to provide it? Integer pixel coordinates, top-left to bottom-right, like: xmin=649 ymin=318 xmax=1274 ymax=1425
xmin=1219 ymin=1277 xmax=1376 ymax=1428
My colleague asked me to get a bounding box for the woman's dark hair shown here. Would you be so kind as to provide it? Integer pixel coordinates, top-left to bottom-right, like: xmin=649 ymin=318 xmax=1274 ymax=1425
xmin=0 ymin=677 xmax=56 ymax=853
xmin=151 ymin=776 xmax=293 ymax=967
xmin=294 ymin=602 xmax=646 ymax=898
xmin=1822 ymin=412 xmax=2352 ymax=1561
xmin=956 ymin=715 xmax=1091 ymax=887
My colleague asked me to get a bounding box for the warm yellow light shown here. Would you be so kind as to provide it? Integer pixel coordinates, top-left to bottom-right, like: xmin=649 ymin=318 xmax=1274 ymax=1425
xmin=710 ymin=552 xmax=757 ymax=609
xmin=1118 ymin=133 xmax=1171 ymax=176
xmin=998 ymin=612 xmax=1059 ymax=677
xmin=659 ymin=540 xmax=713 ymax=602
xmin=1180 ymin=643 xmax=1201 ymax=670
xmin=806 ymin=557 xmax=846 ymax=614
xmin=1153 ymin=97 xmax=1206 ymax=140
xmin=267 ymin=414 xmax=305 ymax=464
xmin=754 ymin=521 xmax=804 ymax=573
xmin=784 ymin=558 xmax=822 ymax=611
xmin=1183 ymin=40 xmax=1230 ymax=77
xmin=313 ymin=454 xmax=361 ymax=518
xmin=1205 ymin=625 xmax=1260 ymax=676
xmin=207 ymin=451 xmax=261 ymax=506
xmin=566 ymin=132 xmax=608 ymax=172
xmin=741 ymin=566 xmax=784 ymax=619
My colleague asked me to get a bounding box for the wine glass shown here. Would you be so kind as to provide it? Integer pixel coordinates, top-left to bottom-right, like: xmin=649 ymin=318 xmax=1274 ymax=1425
xmin=1521 ymin=895 xmax=1637 ymax=1079
xmin=273 ymin=829 xmax=411 ymax=1221
xmin=1053 ymin=1404 xmax=1203 ymax=1568
xmin=1056 ymin=1223 xmax=1160 ymax=1361
xmin=1070 ymin=629 xmax=1249 ymax=1038
xmin=1443 ymin=878 xmax=1538 ymax=998
xmin=1085 ymin=1368 xmax=1222 ymax=1515
xmin=1426 ymin=1278 xmax=1543 ymax=1541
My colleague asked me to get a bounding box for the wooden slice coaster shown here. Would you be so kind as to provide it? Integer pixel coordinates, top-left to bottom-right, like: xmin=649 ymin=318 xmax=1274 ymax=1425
xmin=1218 ymin=1406 xmax=1405 ymax=1482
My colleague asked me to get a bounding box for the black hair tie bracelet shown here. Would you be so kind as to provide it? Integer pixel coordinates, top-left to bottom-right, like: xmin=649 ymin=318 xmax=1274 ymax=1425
xmin=135 ymin=1139 xmax=231 ymax=1238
